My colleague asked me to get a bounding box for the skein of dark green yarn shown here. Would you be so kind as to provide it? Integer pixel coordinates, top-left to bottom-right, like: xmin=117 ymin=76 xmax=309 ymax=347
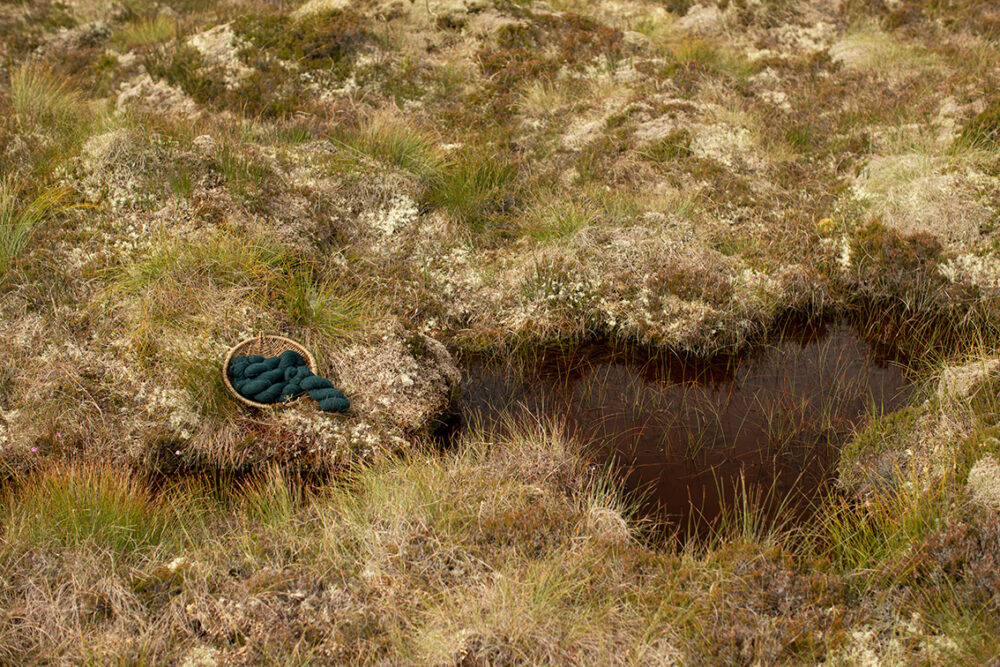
xmin=230 ymin=350 xmax=348 ymax=412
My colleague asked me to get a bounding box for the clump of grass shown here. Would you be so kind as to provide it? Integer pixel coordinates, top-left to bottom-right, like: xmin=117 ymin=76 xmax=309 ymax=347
xmin=114 ymin=15 xmax=177 ymax=49
xmin=239 ymin=465 xmax=306 ymax=528
xmin=321 ymin=415 xmax=583 ymax=534
xmin=581 ymin=184 xmax=647 ymax=223
xmin=830 ymin=24 xmax=939 ymax=73
xmin=414 ymin=553 xmax=631 ymax=664
xmin=172 ymin=352 xmax=241 ymax=421
xmin=639 ymin=129 xmax=693 ymax=162
xmin=668 ymin=36 xmax=720 ymax=65
xmin=7 ymin=64 xmax=101 ymax=177
xmin=518 ymin=198 xmax=597 ymax=243
xmin=10 ymin=64 xmax=86 ymax=134
xmin=957 ymin=100 xmax=1000 ymax=153
xmin=281 ymin=266 xmax=373 ymax=345
xmin=0 ymin=177 xmax=70 ymax=284
xmin=515 ymin=78 xmax=571 ymax=116
xmin=261 ymin=118 xmax=317 ymax=145
xmin=1 ymin=463 xmax=167 ymax=554
xmin=314 ymin=419 xmax=669 ymax=663
xmin=806 ymin=476 xmax=949 ymax=581
xmin=108 ymin=232 xmax=293 ymax=298
xmin=98 ymin=231 xmax=295 ymax=361
xmin=628 ymin=8 xmax=677 ymax=42
xmin=166 ymin=163 xmax=195 ymax=198
xmin=335 ymin=115 xmax=444 ymax=179
xmin=704 ymin=472 xmax=800 ymax=549
xmin=422 ymin=149 xmax=520 ymax=233
xmin=213 ymin=142 xmax=274 ymax=208
xmin=911 ymin=588 xmax=1000 ymax=664
xmin=653 ymin=36 xmax=757 ymax=78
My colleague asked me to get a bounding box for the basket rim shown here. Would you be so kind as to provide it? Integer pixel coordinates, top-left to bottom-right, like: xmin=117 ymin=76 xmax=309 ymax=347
xmin=222 ymin=334 xmax=318 ymax=409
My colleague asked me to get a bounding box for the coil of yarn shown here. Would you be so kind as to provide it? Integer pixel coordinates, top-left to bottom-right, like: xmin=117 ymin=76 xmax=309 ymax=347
xmin=228 ymin=349 xmax=349 ymax=412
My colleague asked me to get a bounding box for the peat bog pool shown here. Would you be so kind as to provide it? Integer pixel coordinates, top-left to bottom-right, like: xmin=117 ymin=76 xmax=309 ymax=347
xmin=450 ymin=319 xmax=915 ymax=539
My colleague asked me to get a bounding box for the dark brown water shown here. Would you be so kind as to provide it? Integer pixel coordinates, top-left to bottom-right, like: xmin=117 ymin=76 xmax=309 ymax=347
xmin=453 ymin=320 xmax=914 ymax=538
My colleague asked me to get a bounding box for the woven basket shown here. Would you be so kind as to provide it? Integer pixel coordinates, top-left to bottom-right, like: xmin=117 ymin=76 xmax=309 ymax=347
xmin=222 ymin=334 xmax=318 ymax=409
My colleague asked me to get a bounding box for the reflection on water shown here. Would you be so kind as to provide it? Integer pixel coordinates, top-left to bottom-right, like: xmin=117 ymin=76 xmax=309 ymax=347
xmin=456 ymin=320 xmax=914 ymax=537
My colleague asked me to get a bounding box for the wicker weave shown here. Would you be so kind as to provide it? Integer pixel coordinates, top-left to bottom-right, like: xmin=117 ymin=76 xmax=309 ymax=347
xmin=222 ymin=334 xmax=318 ymax=409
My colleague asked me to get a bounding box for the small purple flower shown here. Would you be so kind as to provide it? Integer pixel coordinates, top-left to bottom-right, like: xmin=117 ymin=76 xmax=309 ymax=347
xmin=175 ymin=450 xmax=182 ymax=456
xmin=56 ymin=432 xmax=62 ymax=438
xmin=30 ymin=447 xmax=38 ymax=452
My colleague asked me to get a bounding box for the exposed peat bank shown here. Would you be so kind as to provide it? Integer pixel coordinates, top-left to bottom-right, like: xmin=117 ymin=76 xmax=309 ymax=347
xmin=452 ymin=319 xmax=915 ymax=539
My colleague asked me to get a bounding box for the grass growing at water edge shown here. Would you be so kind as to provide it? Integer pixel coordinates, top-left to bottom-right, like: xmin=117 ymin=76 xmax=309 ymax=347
xmin=1 ymin=463 xmax=166 ymax=555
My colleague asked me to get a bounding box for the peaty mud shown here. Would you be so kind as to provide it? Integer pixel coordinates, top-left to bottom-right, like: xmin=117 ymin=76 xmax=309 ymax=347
xmin=451 ymin=319 xmax=915 ymax=540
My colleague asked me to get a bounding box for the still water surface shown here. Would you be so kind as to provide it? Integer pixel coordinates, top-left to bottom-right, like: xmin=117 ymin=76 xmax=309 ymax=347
xmin=455 ymin=320 xmax=914 ymax=536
